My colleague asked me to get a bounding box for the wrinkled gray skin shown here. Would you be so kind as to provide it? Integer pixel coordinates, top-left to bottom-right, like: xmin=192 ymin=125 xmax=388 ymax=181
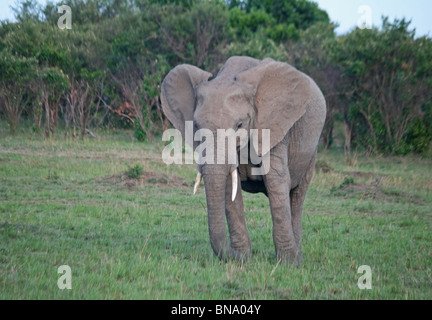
xmin=161 ymin=56 xmax=326 ymax=265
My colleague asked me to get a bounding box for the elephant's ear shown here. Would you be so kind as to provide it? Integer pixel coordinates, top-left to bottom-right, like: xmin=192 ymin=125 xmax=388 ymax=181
xmin=161 ymin=64 xmax=212 ymax=145
xmin=236 ymin=58 xmax=310 ymax=156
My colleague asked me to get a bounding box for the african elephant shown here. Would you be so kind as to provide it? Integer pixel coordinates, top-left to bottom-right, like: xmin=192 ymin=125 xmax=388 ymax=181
xmin=161 ymin=56 xmax=326 ymax=265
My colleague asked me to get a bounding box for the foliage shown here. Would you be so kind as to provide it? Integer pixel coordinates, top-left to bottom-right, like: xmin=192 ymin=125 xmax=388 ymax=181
xmin=126 ymin=163 xmax=144 ymax=179
xmin=331 ymin=18 xmax=432 ymax=155
xmin=227 ymin=0 xmax=329 ymax=33
xmin=0 ymin=0 xmax=431 ymax=155
xmin=154 ymin=1 xmax=229 ymax=69
xmin=11 ymin=0 xmax=43 ymax=22
xmin=227 ymin=5 xmax=300 ymax=43
xmin=134 ymin=121 xmax=147 ymax=142
xmin=0 ymin=50 xmax=38 ymax=134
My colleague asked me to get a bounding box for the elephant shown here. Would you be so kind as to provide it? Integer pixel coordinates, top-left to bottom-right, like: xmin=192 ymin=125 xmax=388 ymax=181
xmin=160 ymin=56 xmax=326 ymax=265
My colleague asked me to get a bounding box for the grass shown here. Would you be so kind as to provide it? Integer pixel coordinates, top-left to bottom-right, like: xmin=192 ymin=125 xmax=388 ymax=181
xmin=0 ymin=124 xmax=431 ymax=299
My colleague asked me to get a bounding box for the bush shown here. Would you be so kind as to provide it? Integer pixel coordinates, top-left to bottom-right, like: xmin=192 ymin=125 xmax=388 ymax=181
xmin=126 ymin=164 xmax=143 ymax=179
xmin=134 ymin=122 xmax=146 ymax=142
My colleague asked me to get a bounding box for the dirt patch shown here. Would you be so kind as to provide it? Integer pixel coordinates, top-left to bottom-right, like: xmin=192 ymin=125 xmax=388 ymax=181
xmin=346 ymin=171 xmax=377 ymax=179
xmin=331 ymin=178 xmax=426 ymax=205
xmin=315 ymin=160 xmax=334 ymax=173
xmin=317 ymin=162 xmax=426 ymax=205
xmin=97 ymin=171 xmax=192 ymax=189
xmin=316 ymin=160 xmax=381 ymax=179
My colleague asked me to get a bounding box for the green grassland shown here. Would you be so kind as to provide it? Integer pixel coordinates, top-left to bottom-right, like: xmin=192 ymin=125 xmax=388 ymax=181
xmin=0 ymin=126 xmax=431 ymax=299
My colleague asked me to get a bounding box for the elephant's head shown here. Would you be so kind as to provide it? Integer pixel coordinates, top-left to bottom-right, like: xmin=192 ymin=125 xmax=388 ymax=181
xmin=161 ymin=56 xmax=311 ymax=259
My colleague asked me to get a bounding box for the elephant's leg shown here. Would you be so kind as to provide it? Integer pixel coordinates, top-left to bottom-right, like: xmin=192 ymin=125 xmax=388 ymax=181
xmin=263 ymin=143 xmax=299 ymax=264
xmin=290 ymin=154 xmax=317 ymax=264
xmin=225 ymin=171 xmax=251 ymax=258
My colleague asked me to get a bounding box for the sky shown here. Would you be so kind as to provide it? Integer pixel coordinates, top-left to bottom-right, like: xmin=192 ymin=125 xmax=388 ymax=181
xmin=314 ymin=0 xmax=432 ymax=37
xmin=0 ymin=0 xmax=431 ymax=37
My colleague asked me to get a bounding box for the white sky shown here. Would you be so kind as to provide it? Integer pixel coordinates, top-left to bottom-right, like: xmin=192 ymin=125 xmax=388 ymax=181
xmin=314 ymin=0 xmax=431 ymax=37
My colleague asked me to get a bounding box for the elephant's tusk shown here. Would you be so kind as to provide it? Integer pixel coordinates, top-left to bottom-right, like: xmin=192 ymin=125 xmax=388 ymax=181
xmin=231 ymin=170 xmax=238 ymax=202
xmin=193 ymin=172 xmax=202 ymax=195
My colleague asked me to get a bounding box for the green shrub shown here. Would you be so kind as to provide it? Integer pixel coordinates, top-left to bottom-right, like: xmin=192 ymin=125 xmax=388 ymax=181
xmin=134 ymin=122 xmax=146 ymax=142
xmin=126 ymin=164 xmax=143 ymax=179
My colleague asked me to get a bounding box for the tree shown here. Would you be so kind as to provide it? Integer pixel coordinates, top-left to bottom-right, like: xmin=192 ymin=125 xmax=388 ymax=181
xmin=111 ymin=55 xmax=170 ymax=141
xmin=65 ymin=77 xmax=95 ymax=138
xmin=0 ymin=51 xmax=38 ymax=134
xmin=332 ymin=18 xmax=432 ymax=155
xmin=154 ymin=1 xmax=229 ymax=70
xmin=11 ymin=0 xmax=42 ymax=22
xmin=40 ymin=67 xmax=70 ymax=138
xmin=227 ymin=0 xmax=329 ymax=36
xmin=248 ymin=0 xmax=329 ymax=28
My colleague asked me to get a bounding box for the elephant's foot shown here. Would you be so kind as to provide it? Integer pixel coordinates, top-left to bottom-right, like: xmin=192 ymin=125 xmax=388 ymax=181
xmin=229 ymin=235 xmax=252 ymax=261
xmin=235 ymin=250 xmax=252 ymax=263
xmin=234 ymin=245 xmax=252 ymax=261
xmin=276 ymin=247 xmax=302 ymax=266
xmin=215 ymin=245 xmax=251 ymax=262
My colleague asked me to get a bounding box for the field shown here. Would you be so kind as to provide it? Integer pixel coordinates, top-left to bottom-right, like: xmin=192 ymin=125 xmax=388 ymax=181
xmin=0 ymin=125 xmax=431 ymax=299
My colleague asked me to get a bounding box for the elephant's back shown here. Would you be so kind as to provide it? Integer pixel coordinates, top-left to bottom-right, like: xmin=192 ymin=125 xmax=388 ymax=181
xmin=216 ymin=56 xmax=260 ymax=79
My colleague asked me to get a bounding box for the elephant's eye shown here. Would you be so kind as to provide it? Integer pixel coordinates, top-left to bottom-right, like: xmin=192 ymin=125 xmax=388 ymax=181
xmin=236 ymin=121 xmax=243 ymax=130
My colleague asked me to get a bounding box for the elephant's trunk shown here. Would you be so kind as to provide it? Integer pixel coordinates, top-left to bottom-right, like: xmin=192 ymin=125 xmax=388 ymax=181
xmin=202 ymin=165 xmax=245 ymax=260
